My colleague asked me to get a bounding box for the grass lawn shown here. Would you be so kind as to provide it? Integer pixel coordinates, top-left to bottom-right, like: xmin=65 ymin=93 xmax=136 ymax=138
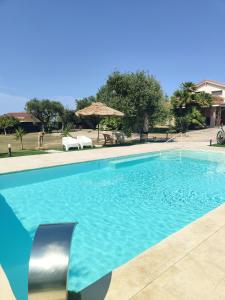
xmin=211 ymin=144 xmax=225 ymax=148
xmin=0 ymin=128 xmax=171 ymax=158
xmin=0 ymin=132 xmax=62 ymax=153
xmin=0 ymin=149 xmax=47 ymax=158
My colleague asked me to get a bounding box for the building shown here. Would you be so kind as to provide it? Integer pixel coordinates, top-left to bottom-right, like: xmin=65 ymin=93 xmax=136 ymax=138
xmin=196 ymin=80 xmax=225 ymax=127
xmin=6 ymin=112 xmax=41 ymax=132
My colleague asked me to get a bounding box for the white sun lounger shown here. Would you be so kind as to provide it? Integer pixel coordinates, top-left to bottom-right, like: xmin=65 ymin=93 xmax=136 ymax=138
xmin=77 ymin=136 xmax=93 ymax=149
xmin=62 ymin=137 xmax=80 ymax=151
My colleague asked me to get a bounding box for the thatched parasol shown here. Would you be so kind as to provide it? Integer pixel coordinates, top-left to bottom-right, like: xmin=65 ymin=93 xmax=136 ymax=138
xmin=76 ymin=102 xmax=124 ymax=141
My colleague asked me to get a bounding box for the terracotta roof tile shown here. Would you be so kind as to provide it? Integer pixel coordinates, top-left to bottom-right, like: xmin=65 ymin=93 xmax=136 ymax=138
xmin=196 ymin=80 xmax=225 ymax=89
xmin=6 ymin=112 xmax=40 ymax=123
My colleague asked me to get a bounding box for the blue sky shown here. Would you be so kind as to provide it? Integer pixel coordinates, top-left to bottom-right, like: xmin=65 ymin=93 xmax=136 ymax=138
xmin=0 ymin=0 xmax=225 ymax=114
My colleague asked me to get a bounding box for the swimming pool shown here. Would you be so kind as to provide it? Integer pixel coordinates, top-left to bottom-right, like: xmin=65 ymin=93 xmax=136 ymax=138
xmin=1 ymin=150 xmax=225 ymax=300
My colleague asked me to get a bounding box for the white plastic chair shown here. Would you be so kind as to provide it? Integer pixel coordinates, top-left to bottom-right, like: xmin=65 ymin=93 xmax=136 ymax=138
xmin=77 ymin=136 xmax=93 ymax=149
xmin=113 ymin=131 xmax=125 ymax=144
xmin=62 ymin=137 xmax=80 ymax=151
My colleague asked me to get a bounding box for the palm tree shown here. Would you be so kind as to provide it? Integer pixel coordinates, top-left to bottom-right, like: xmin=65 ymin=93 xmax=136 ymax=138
xmin=171 ymin=82 xmax=212 ymax=132
xmin=15 ymin=127 xmax=26 ymax=150
xmin=182 ymin=81 xmax=196 ymax=93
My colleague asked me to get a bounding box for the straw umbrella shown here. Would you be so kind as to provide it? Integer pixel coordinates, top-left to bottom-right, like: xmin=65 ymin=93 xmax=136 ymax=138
xmin=76 ymin=102 xmax=124 ymax=141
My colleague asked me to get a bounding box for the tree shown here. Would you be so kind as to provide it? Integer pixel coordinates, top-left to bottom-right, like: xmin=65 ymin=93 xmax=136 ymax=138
xmin=15 ymin=127 xmax=27 ymax=150
xmin=0 ymin=115 xmax=19 ymax=135
xmin=25 ymin=99 xmax=64 ymax=131
xmin=75 ymin=96 xmax=96 ymax=111
xmin=61 ymin=124 xmax=73 ymax=137
xmin=58 ymin=109 xmax=77 ymax=131
xmin=171 ymin=82 xmax=212 ymax=132
xmin=97 ymin=71 xmax=166 ymax=139
xmin=100 ymin=117 xmax=122 ymax=130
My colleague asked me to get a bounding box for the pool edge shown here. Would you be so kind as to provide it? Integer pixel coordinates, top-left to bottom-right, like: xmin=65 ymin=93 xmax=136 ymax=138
xmin=78 ymin=202 xmax=225 ymax=300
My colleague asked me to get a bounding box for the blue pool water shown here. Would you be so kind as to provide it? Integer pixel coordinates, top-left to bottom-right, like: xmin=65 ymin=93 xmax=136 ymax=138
xmin=1 ymin=150 xmax=225 ymax=299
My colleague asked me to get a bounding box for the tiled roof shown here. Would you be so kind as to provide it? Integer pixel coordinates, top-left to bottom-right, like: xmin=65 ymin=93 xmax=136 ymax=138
xmin=196 ymin=80 xmax=225 ymax=89
xmin=6 ymin=112 xmax=40 ymax=123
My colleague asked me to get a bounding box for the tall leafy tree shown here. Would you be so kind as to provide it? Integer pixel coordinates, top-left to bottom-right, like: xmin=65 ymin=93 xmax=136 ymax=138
xmin=25 ymin=99 xmax=64 ymax=131
xmin=171 ymin=82 xmax=212 ymax=132
xmin=97 ymin=71 xmax=166 ymax=139
xmin=75 ymin=96 xmax=96 ymax=111
xmin=58 ymin=109 xmax=77 ymax=130
xmin=0 ymin=115 xmax=19 ymax=135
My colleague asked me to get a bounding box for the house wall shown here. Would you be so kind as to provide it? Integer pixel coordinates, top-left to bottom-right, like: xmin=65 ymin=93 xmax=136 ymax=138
xmin=19 ymin=122 xmax=41 ymax=132
xmin=0 ymin=122 xmax=41 ymax=134
xmin=201 ymin=106 xmax=225 ymax=127
xmin=201 ymin=107 xmax=211 ymax=126
xmin=196 ymin=83 xmax=225 ymax=100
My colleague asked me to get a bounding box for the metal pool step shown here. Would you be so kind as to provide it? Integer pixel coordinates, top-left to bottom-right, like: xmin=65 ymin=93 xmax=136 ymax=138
xmin=109 ymin=152 xmax=183 ymax=168
xmin=159 ymin=151 xmax=183 ymax=161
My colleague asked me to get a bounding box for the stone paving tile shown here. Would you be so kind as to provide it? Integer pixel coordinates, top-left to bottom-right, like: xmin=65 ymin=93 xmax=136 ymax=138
xmin=131 ymin=285 xmax=179 ymax=300
xmin=131 ymin=221 xmax=225 ymax=300
xmin=0 ymin=266 xmax=16 ymax=300
xmin=210 ymin=276 xmax=225 ymax=300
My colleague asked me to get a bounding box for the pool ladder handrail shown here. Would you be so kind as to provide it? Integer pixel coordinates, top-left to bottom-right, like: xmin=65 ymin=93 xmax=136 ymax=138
xmin=160 ymin=132 xmax=183 ymax=160
xmin=164 ymin=131 xmax=183 ymax=144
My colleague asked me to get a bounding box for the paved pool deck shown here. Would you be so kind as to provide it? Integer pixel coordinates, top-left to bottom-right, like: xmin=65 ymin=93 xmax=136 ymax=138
xmin=1 ymin=133 xmax=225 ymax=174
xmin=0 ymin=141 xmax=179 ymax=174
xmin=0 ymin=266 xmax=16 ymax=300
xmin=1 ymin=128 xmax=225 ymax=300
